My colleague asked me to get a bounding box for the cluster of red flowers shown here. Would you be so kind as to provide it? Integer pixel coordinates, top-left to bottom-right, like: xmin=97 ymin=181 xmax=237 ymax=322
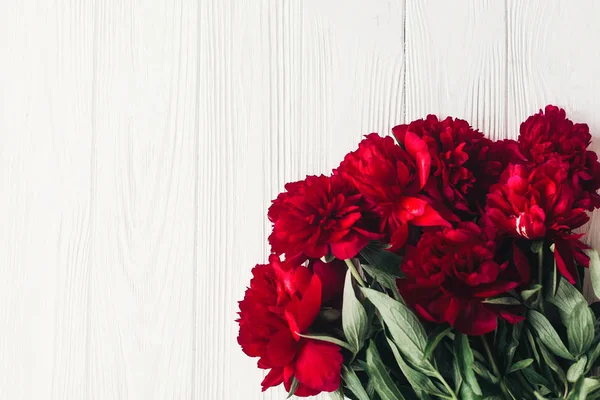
xmin=237 ymin=105 xmax=600 ymax=396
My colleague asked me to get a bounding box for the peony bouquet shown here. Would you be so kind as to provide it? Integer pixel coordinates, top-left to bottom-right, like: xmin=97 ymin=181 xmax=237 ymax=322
xmin=237 ymin=106 xmax=600 ymax=399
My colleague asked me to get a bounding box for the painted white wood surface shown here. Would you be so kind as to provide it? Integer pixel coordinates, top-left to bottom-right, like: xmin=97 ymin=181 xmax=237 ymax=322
xmin=0 ymin=1 xmax=599 ymax=399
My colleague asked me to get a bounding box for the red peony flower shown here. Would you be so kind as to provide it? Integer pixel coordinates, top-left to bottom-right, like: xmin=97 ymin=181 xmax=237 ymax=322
xmin=519 ymin=105 xmax=600 ymax=209
xmin=485 ymin=161 xmax=590 ymax=283
xmin=519 ymin=105 xmax=591 ymax=166
xmin=337 ymin=133 xmax=449 ymax=250
xmin=392 ymin=115 xmax=491 ymax=217
xmin=237 ymin=256 xmax=343 ymax=396
xmin=397 ymin=222 xmax=526 ymax=335
xmin=268 ymin=174 xmax=381 ymax=260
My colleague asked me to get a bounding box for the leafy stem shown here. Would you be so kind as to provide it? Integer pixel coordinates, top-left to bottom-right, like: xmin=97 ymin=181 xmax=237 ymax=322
xmin=537 ymin=248 xmax=546 ymax=314
xmin=431 ymin=368 xmax=458 ymax=400
xmin=345 ymin=259 xmax=366 ymax=287
xmin=481 ymin=336 xmax=512 ymax=399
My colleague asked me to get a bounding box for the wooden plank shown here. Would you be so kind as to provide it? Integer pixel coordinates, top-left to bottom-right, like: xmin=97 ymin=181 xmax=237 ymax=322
xmin=0 ymin=2 xmax=97 ymax=399
xmin=506 ymin=0 xmax=600 ymax=254
xmin=0 ymin=1 xmax=93 ymax=398
xmin=87 ymin=0 xmax=198 ymax=398
xmin=196 ymin=0 xmax=404 ymax=398
xmin=405 ymin=0 xmax=507 ymax=139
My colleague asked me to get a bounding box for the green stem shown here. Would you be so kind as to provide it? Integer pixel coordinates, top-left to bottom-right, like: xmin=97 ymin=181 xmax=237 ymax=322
xmin=432 ymin=370 xmax=458 ymax=400
xmin=481 ymin=336 xmax=512 ymax=399
xmin=537 ymin=248 xmax=546 ymax=314
xmin=481 ymin=336 xmax=501 ymax=378
xmin=344 ymin=259 xmax=366 ymax=287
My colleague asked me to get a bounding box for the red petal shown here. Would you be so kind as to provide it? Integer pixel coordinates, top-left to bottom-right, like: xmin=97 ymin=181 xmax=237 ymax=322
xmin=336 ymin=212 xmax=362 ymax=229
xmin=330 ymin=231 xmax=370 ymax=259
xmin=512 ymin=243 xmax=531 ymax=283
xmin=555 ymin=240 xmax=577 ymax=284
xmin=454 ymin=303 xmax=498 ymax=336
xmin=444 ymin=297 xmax=462 ymax=326
xmin=388 ymin=223 xmax=409 ymax=251
xmin=411 ymin=204 xmax=451 ymax=227
xmin=474 ymin=281 xmax=519 ymax=298
xmin=261 ymin=367 xmax=284 ymax=391
xmin=499 ymin=311 xmax=526 ymax=324
xmin=296 ymin=274 xmax=322 ymax=333
xmin=294 ymin=339 xmax=343 ymax=393
xmin=283 ymin=365 xmax=319 ymax=397
xmin=311 ymin=259 xmax=346 ymax=304
xmin=399 ymin=196 xmax=427 ymax=216
xmin=404 ymin=131 xmax=431 ymax=189
xmin=266 ymin=329 xmax=297 ymax=367
xmin=415 ymin=304 xmax=438 ymax=322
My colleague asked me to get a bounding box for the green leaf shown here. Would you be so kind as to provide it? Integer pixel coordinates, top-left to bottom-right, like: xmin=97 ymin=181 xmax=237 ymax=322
xmin=472 ymin=361 xmax=499 ymax=384
xmin=482 ymin=297 xmax=521 ymax=305
xmin=567 ymin=356 xmax=588 ymax=383
xmin=458 ymin=382 xmax=483 ymax=400
xmin=342 ymin=365 xmax=370 ymax=400
xmin=365 ymin=340 xmax=406 ymax=400
xmin=567 ymin=376 xmax=600 ymax=400
xmin=586 ymin=249 xmax=600 ymax=302
xmin=525 ymin=328 xmax=542 ymax=366
xmin=286 ymin=377 xmax=299 ymax=398
xmin=360 ymin=242 xmax=404 ymax=277
xmin=423 ymin=325 xmax=451 ymax=360
xmin=550 ymin=278 xmax=588 ymax=323
xmin=507 ymin=358 xmax=534 ymax=374
xmin=329 ymin=389 xmax=344 ymax=400
xmin=567 ymin=302 xmax=595 ymax=355
xmin=536 ymin=338 xmax=568 ymax=395
xmin=361 ymin=264 xmax=404 ymax=302
xmin=454 ymin=332 xmax=482 ymax=396
xmin=587 ymin=340 xmax=600 ymax=371
xmin=505 ymin=321 xmax=524 ymax=369
xmin=386 ymin=337 xmax=448 ymax=398
xmin=365 ymin=378 xmax=376 ymax=399
xmin=583 ymin=377 xmax=600 ymax=395
xmin=361 ymin=288 xmax=427 ymax=364
xmin=342 ymin=270 xmax=368 ymax=354
xmin=522 ymin=366 xmax=552 ymax=388
xmin=296 ymin=333 xmax=354 ymax=352
xmin=528 ymin=310 xmax=574 ymax=360
xmin=533 ymin=392 xmax=550 ymax=400
xmin=452 ymin=346 xmax=463 ymax=394
xmin=521 ymin=284 xmax=543 ymax=302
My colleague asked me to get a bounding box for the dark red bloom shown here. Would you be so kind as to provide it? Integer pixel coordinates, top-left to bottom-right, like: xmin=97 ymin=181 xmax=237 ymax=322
xmin=485 ymin=161 xmax=590 ymax=283
xmin=237 ymin=256 xmax=343 ymax=396
xmin=519 ymin=105 xmax=591 ymax=166
xmin=337 ymin=133 xmax=449 ymax=250
xmin=310 ymin=259 xmax=347 ymax=306
xmin=397 ymin=222 xmax=526 ymax=335
xmin=474 ymin=139 xmax=528 ymax=205
xmin=268 ymin=174 xmax=381 ymax=260
xmin=392 ymin=116 xmax=491 ymax=216
xmin=519 ymin=105 xmax=600 ymax=209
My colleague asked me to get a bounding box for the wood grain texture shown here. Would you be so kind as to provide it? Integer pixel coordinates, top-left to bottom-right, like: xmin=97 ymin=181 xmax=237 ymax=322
xmin=87 ymin=0 xmax=198 ymax=399
xmin=405 ymin=0 xmax=507 ymax=139
xmin=2 ymin=1 xmax=600 ymax=399
xmin=0 ymin=1 xmax=93 ymax=398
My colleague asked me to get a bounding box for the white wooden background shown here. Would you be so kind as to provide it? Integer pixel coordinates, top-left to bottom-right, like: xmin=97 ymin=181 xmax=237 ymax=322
xmin=1 ymin=0 xmax=599 ymax=399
